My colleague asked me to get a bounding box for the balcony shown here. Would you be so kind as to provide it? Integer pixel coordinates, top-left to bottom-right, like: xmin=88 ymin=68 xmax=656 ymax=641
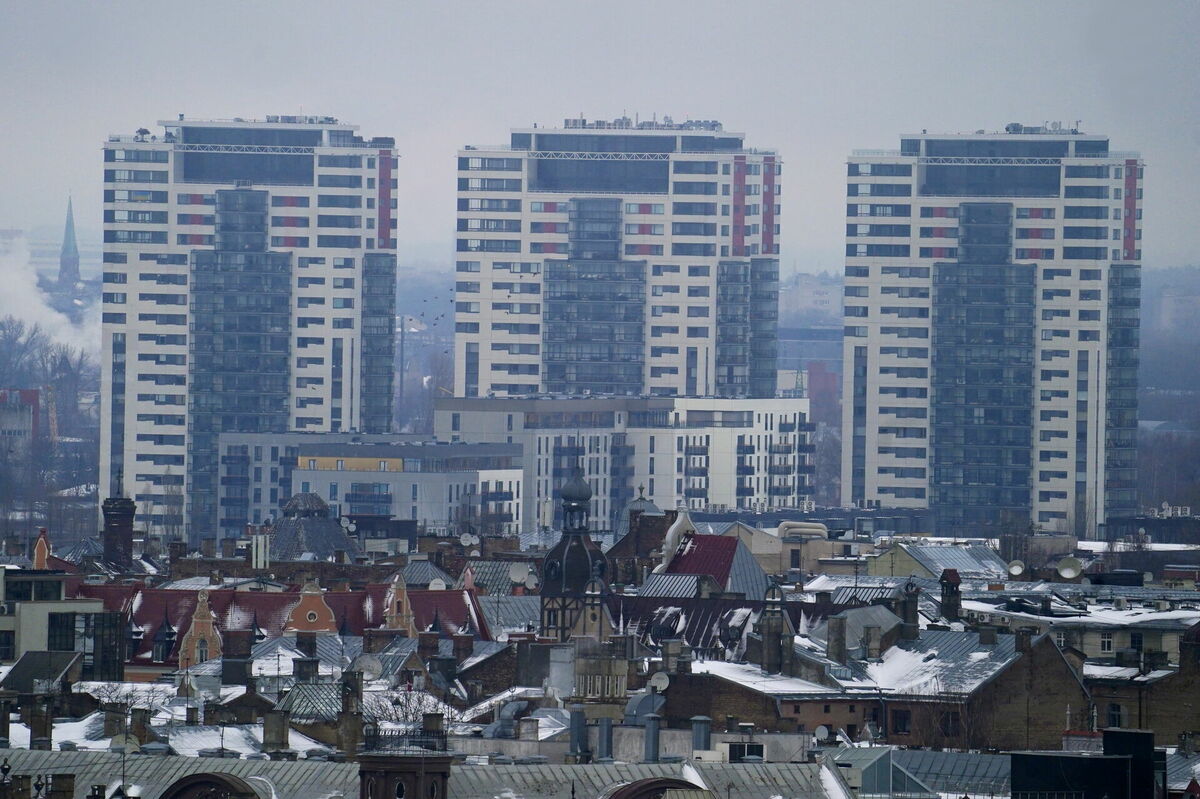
xmin=736 ymin=486 xmax=754 ymax=497
xmin=481 ymin=491 xmax=513 ymax=503
xmin=778 ymin=422 xmax=796 ymax=433
xmin=362 ymin=726 xmax=447 ymax=753
xmin=554 ymin=445 xmax=585 ymax=457
xmin=611 ymin=444 xmax=635 ymax=458
xmin=768 ymin=465 xmax=791 ymax=476
xmin=736 ymin=465 xmax=754 ymax=476
xmin=768 ymin=444 xmax=793 ymax=455
xmin=345 ymin=492 xmax=392 ymax=505
xmin=768 ymin=485 xmax=792 ymax=496
xmin=684 ymin=446 xmax=708 ymax=456
xmin=737 ymin=444 xmax=756 ymax=455
xmin=684 ymin=466 xmax=708 ymax=478
xmin=684 ymin=487 xmax=708 ymax=499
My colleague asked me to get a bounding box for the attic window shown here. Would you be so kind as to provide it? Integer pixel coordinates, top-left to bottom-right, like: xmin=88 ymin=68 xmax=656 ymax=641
xmin=307 ymin=611 xmax=319 ymax=622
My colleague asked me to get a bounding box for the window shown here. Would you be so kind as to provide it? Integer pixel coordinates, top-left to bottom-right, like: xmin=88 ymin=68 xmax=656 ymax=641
xmin=892 ymin=709 xmax=911 ymax=734
xmin=1107 ymin=703 xmax=1123 ymax=728
xmin=1100 ymin=631 xmax=1113 ymax=653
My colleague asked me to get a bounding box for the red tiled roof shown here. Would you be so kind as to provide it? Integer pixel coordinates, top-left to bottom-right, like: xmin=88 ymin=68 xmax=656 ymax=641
xmin=664 ymin=533 xmax=738 ymax=587
xmin=72 ymin=583 xmax=491 ymax=666
xmin=407 ymin=589 xmax=492 ymax=640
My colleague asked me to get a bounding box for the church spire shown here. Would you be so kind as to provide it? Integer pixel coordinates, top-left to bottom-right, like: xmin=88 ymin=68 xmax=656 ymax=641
xmin=58 ymin=196 xmax=80 ymax=288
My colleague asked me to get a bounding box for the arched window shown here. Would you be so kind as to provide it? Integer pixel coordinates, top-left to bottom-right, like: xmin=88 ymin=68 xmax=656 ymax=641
xmin=395 ymin=781 xmax=406 ymax=799
xmin=197 ymin=639 xmax=209 ymax=662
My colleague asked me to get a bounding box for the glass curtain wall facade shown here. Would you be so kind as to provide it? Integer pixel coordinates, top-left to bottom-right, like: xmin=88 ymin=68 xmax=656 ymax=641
xmin=188 ymin=189 xmax=292 ymax=537
xmin=931 ymin=203 xmax=1036 ymax=530
xmin=543 ymin=198 xmax=646 ymax=395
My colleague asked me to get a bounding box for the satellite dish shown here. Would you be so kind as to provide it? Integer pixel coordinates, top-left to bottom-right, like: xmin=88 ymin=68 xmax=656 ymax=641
xmin=469 ymin=549 xmax=481 ymax=557
xmin=814 ymin=725 xmax=831 ymax=742
xmin=508 ymin=563 xmax=528 ymax=583
xmin=340 ymin=516 xmax=351 ymax=529
xmin=469 ymin=534 xmax=480 ymax=546
xmin=1008 ymin=560 xmax=1026 ymax=577
xmin=350 ymin=653 xmax=384 ymax=682
xmin=348 ymin=523 xmax=357 ymax=533
xmin=428 ymin=578 xmax=448 ymax=591
xmin=1056 ymin=557 xmax=1083 ymax=580
xmin=1143 ymin=572 xmax=1154 ymax=585
xmin=459 ymin=533 xmax=473 ymax=547
xmin=648 ymin=672 xmax=670 ymax=692
xmin=523 ymin=572 xmax=539 ymax=590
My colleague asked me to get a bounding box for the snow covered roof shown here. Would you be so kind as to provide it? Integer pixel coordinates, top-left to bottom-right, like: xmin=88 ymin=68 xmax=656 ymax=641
xmin=690 ymin=659 xmax=834 ymax=698
xmin=1082 ymin=663 xmax=1175 ymax=683
xmin=900 ymin=543 xmax=1009 ymax=580
xmin=962 ymin=597 xmax=1200 ymax=630
xmin=863 ymin=629 xmax=1021 ymax=695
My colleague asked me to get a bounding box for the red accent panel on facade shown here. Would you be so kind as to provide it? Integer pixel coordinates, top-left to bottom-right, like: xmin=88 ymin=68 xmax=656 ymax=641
xmin=1122 ymin=158 xmax=1138 ymax=260
xmin=733 ymin=156 xmax=747 ymax=256
xmin=378 ymin=149 xmax=393 ymax=250
xmin=762 ymin=156 xmax=776 ymax=255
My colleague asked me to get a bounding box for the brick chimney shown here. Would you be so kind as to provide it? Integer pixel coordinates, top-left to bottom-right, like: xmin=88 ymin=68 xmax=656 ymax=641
xmin=294 ymin=657 xmax=320 ymax=682
xmin=48 ymin=774 xmax=74 ymax=799
xmin=864 ymin=625 xmax=882 ymax=660
xmin=341 ymin=671 xmax=363 ymax=713
xmin=1015 ymin=628 xmax=1034 ymax=654
xmin=418 ymin=630 xmax=440 ymax=660
xmin=263 ymin=709 xmax=290 ymax=754
xmin=200 ymin=538 xmax=216 ymax=559
xmin=130 ymin=707 xmax=152 ymax=744
xmin=101 ymin=495 xmax=135 ymax=568
xmin=295 ymin=631 xmax=318 ymax=658
xmin=452 ymin=631 xmax=474 ymax=663
xmin=826 ymin=615 xmax=848 ymax=665
xmin=102 ymin=703 xmax=128 ymax=737
xmin=898 ymin=580 xmax=920 ymax=640
xmin=939 ymin=569 xmax=961 ymax=622
xmin=222 ymin=629 xmax=254 ymax=686
xmin=29 ymin=702 xmax=52 ymax=750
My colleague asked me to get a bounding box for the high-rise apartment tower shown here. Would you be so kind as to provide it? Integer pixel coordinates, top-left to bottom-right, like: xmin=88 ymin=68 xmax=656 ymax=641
xmin=100 ymin=116 xmax=397 ymax=540
xmin=454 ymin=116 xmax=780 ymax=399
xmin=841 ymin=124 xmax=1141 ymax=537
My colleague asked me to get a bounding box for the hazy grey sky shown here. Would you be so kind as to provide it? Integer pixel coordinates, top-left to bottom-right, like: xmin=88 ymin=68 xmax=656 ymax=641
xmin=2 ymin=0 xmax=1197 ymax=272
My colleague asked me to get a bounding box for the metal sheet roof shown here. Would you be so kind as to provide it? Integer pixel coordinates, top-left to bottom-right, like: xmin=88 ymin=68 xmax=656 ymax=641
xmin=639 ymin=573 xmax=701 ymax=599
xmin=902 ymin=544 xmax=1008 ymax=579
xmin=891 ymin=748 xmax=1010 ymax=795
xmin=478 ymin=594 xmax=540 ymax=634
xmin=0 ymin=748 xmax=851 ymax=799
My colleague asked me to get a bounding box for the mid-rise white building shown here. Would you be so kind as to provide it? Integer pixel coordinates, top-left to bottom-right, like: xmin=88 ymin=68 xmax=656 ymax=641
xmin=100 ymin=116 xmax=398 ymax=540
xmin=841 ymin=124 xmax=1142 ymax=537
xmin=454 ymin=116 xmax=780 ymax=399
xmin=290 ymin=440 xmax=524 ymax=538
xmin=434 ymin=395 xmax=813 ymax=533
